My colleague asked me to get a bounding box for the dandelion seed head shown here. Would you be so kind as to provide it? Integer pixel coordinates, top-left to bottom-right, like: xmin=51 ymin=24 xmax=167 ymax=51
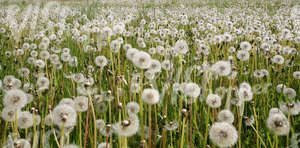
xmin=209 ymin=122 xmax=238 ymax=147
xmin=142 ymin=88 xmax=160 ymax=104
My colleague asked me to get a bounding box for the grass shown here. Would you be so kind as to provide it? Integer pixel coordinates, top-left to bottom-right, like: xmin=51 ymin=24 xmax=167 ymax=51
xmin=0 ymin=0 xmax=299 ymax=148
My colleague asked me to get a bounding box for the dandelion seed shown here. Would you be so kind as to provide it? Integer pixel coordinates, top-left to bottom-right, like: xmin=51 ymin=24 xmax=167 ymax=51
xmin=148 ymin=59 xmax=161 ymax=73
xmin=142 ymin=88 xmax=160 ymax=104
xmin=44 ymin=113 xmax=54 ymax=126
xmin=36 ymin=77 xmax=49 ymax=91
xmin=279 ymin=101 xmax=300 ymax=116
xmin=240 ymin=41 xmax=252 ymax=51
xmin=272 ymin=55 xmax=284 ymax=65
xmin=174 ymin=39 xmax=189 ymax=54
xmin=113 ymin=114 xmax=139 ymax=137
xmin=132 ymin=51 xmax=152 ymax=69
xmin=3 ymin=89 xmax=28 ymax=109
xmin=52 ymin=104 xmax=77 ymax=128
xmin=267 ymin=112 xmax=290 ymax=136
xmin=100 ymin=124 xmax=113 ymax=137
xmin=1 ymin=107 xmax=21 ymax=122
xmin=218 ymin=110 xmax=234 ymax=124
xmin=206 ymin=94 xmax=222 ymax=108
xmin=238 ymin=88 xmax=253 ymax=102
xmin=237 ymin=50 xmax=250 ymax=61
xmin=293 ymin=71 xmax=300 ymax=79
xmin=94 ymin=56 xmax=108 ymax=68
xmin=182 ymin=82 xmax=201 ymax=98
xmin=96 ymin=119 xmax=105 ymax=130
xmin=283 ymin=87 xmax=296 ymax=99
xmin=211 ymin=61 xmax=231 ymax=76
xmin=17 ymin=111 xmax=34 ymax=129
xmin=276 ymin=84 xmax=286 ymax=93
xmin=164 ymin=121 xmax=178 ymax=131
xmin=97 ymin=142 xmax=110 ymax=148
xmin=74 ymin=96 xmax=89 ymax=112
xmin=13 ymin=139 xmax=31 ymax=148
xmin=161 ymin=60 xmax=173 ymax=71
xmin=63 ymin=144 xmax=79 ymax=148
xmin=126 ymin=101 xmax=140 ymax=115
xmin=209 ymin=122 xmax=238 ymax=147
xmin=59 ymin=98 xmax=75 ymax=109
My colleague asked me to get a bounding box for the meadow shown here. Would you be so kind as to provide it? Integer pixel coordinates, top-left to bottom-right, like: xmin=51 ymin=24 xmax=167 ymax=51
xmin=0 ymin=0 xmax=299 ymax=147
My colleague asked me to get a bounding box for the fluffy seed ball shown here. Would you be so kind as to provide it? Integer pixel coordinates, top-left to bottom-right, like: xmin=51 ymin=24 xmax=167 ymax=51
xmin=132 ymin=51 xmax=152 ymax=69
xmin=17 ymin=111 xmax=34 ymax=129
xmin=182 ymin=82 xmax=201 ymax=98
xmin=1 ymin=107 xmax=21 ymax=122
xmin=209 ymin=122 xmax=238 ymax=147
xmin=126 ymin=101 xmax=140 ymax=115
xmin=266 ymin=113 xmax=290 ymax=136
xmin=74 ymin=96 xmax=89 ymax=112
xmin=52 ymin=104 xmax=77 ymax=128
xmin=206 ymin=94 xmax=222 ymax=108
xmin=217 ymin=110 xmax=234 ymax=124
xmin=142 ymin=88 xmax=160 ymax=104
xmin=211 ymin=61 xmax=232 ymax=76
xmin=3 ymin=89 xmax=28 ymax=109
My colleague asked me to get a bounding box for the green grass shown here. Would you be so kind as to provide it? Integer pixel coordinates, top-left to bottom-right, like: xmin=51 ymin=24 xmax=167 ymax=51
xmin=0 ymin=0 xmax=299 ymax=148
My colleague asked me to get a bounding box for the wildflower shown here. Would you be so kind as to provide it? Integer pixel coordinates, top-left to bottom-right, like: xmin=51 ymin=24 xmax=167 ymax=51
xmin=72 ymin=73 xmax=85 ymax=83
xmin=206 ymin=94 xmax=222 ymax=108
xmin=240 ymin=41 xmax=252 ymax=51
xmin=126 ymin=48 xmax=139 ymax=61
xmin=40 ymin=50 xmax=50 ymax=60
xmin=59 ymin=98 xmax=76 ymax=109
xmin=101 ymin=27 xmax=112 ymax=40
xmin=161 ymin=60 xmax=173 ymax=71
xmin=174 ymin=40 xmax=189 ymax=54
xmin=44 ymin=113 xmax=54 ymax=126
xmin=100 ymin=124 xmax=113 ymax=137
xmin=293 ymin=71 xmax=300 ymax=79
xmin=267 ymin=112 xmax=290 ymax=136
xmin=209 ymin=122 xmax=238 ymax=147
xmin=35 ymin=59 xmax=46 ymax=68
xmin=272 ymin=55 xmax=284 ymax=65
xmin=211 ymin=61 xmax=231 ymax=76
xmin=164 ymin=121 xmax=178 ymax=131
xmin=1 ymin=107 xmax=21 ymax=122
xmin=36 ymin=77 xmax=49 ymax=91
xmin=142 ymin=88 xmax=160 ymax=104
xmin=283 ymin=87 xmax=296 ymax=99
xmin=182 ymin=82 xmax=201 ymax=98
xmin=52 ymin=104 xmax=77 ymax=128
xmin=236 ymin=50 xmax=250 ymax=61
xmin=238 ymin=87 xmax=253 ymax=102
xmin=17 ymin=111 xmax=34 ymax=129
xmin=13 ymin=139 xmax=31 ymax=148
xmin=279 ymin=101 xmax=300 ymax=116
xmin=74 ymin=96 xmax=89 ymax=112
xmin=126 ymin=101 xmax=140 ymax=115
xmin=63 ymin=144 xmax=79 ymax=148
xmin=239 ymin=82 xmax=251 ymax=91
xmin=17 ymin=68 xmax=30 ymax=78
xmin=218 ymin=110 xmax=234 ymax=124
xmin=97 ymin=142 xmax=110 ymax=148
xmin=110 ymin=39 xmax=122 ymax=53
xmin=96 ymin=119 xmax=106 ymax=130
xmin=132 ymin=51 xmax=152 ymax=69
xmin=3 ymin=89 xmax=28 ymax=109
xmin=148 ymin=59 xmax=161 ymax=73
xmin=113 ymin=114 xmax=139 ymax=137
xmin=94 ymin=56 xmax=108 ymax=68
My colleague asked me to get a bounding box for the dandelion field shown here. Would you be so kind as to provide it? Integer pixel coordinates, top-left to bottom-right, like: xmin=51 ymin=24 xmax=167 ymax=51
xmin=0 ymin=0 xmax=299 ymax=148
